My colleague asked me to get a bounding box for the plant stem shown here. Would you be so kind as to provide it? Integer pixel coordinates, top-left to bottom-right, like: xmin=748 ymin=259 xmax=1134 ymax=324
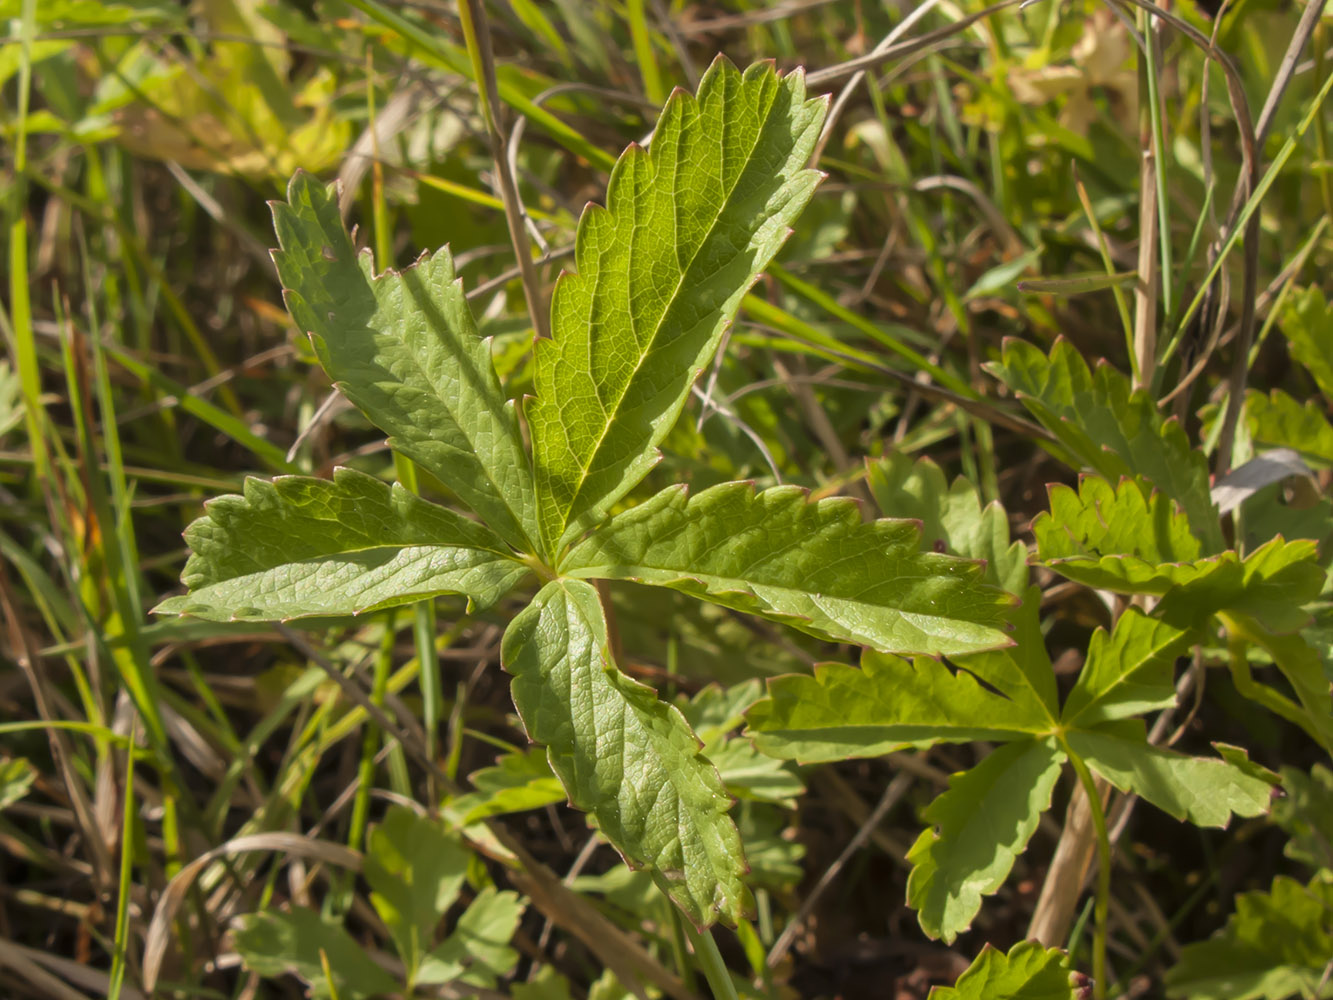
xmin=1066 ymin=748 xmax=1113 ymax=1000
xmin=457 ymin=0 xmax=550 ymax=340
xmin=682 ymin=919 xmax=740 ymax=1000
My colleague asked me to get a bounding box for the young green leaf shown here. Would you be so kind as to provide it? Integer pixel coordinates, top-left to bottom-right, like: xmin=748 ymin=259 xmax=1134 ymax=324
xmin=1067 ymin=724 xmax=1273 ymax=827
xmin=564 ymin=482 xmax=1014 ymax=657
xmin=745 ymin=651 xmax=1050 ymax=763
xmin=906 ymin=738 xmax=1066 ymax=943
xmin=1060 ymin=609 xmax=1193 ymax=728
xmin=1280 ymin=286 xmax=1333 ymax=403
xmin=153 ymin=468 xmax=528 ymax=622
xmin=931 ymin=940 xmax=1080 ymax=1000
xmin=868 ymin=452 xmax=1029 ymax=594
xmin=501 ymin=578 xmax=747 ymax=926
xmin=364 ymin=806 xmax=470 ymax=983
xmin=272 ymin=172 xmax=538 ymax=551
xmin=529 ymin=57 xmax=827 ymax=552
xmin=1034 ymin=476 xmax=1212 ymax=595
xmin=987 ymin=338 xmax=1222 ymax=552
xmin=418 ymin=888 xmax=524 ymax=987
xmin=1164 ymin=874 xmax=1333 ymax=1000
xmin=232 ymin=909 xmax=400 ymax=1000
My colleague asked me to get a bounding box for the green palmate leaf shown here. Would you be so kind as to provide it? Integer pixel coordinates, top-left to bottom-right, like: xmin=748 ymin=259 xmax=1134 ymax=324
xmin=1164 ymin=874 xmax=1333 ymax=1000
xmin=501 ymin=578 xmax=747 ymax=926
xmin=1281 ymin=286 xmax=1333 ymax=402
xmin=745 ymin=650 xmax=1050 ymax=763
xmin=153 ymin=468 xmax=528 ymax=622
xmin=1060 ymin=609 xmax=1193 ymax=727
xmin=418 ymin=888 xmax=524 ymax=987
xmin=272 ymin=172 xmax=537 ymax=551
xmin=987 ymin=338 xmax=1222 ymax=552
xmin=1068 ymin=724 xmax=1273 ymax=827
xmin=564 ymin=482 xmax=1013 ymax=657
xmin=363 ymin=806 xmax=470 ymax=982
xmin=907 ymin=738 xmax=1066 ymax=942
xmin=232 ymin=909 xmax=399 ymax=1000
xmin=953 ymin=588 xmax=1060 ymax=722
xmin=1245 ymin=389 xmax=1333 ymax=466
xmin=1034 ymin=476 xmax=1213 ymax=594
xmin=931 ymin=941 xmax=1080 ymax=1000
xmin=530 ymin=57 xmax=827 ymax=552
xmin=868 ymin=452 xmax=1029 ymax=594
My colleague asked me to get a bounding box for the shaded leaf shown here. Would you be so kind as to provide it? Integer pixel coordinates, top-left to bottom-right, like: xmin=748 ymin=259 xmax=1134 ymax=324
xmin=565 ymin=482 xmax=1013 ymax=657
xmin=530 ymin=57 xmax=827 ymax=552
xmin=364 ymin=806 xmax=470 ymax=982
xmin=502 ymin=579 xmax=747 ymax=926
xmin=0 ymin=758 xmax=36 ymax=813
xmin=1245 ymin=389 xmax=1333 ymax=466
xmin=868 ymin=452 xmax=1029 ymax=594
xmin=679 ymin=683 xmax=805 ymax=805
xmin=930 ymin=940 xmax=1079 ymax=1000
xmin=1165 ymin=874 xmax=1333 ymax=1000
xmin=907 ymin=738 xmax=1066 ymax=942
xmin=746 ymin=651 xmax=1050 ymax=763
xmin=1281 ymin=286 xmax=1333 ymax=403
xmin=986 ymin=338 xmax=1221 ymax=552
xmin=418 ymin=888 xmax=524 ymax=987
xmin=1060 ymin=609 xmax=1193 ymax=727
xmin=272 ymin=172 xmax=537 ymax=550
xmin=232 ymin=909 xmax=399 ymax=1000
xmin=1069 ymin=724 xmax=1273 ymax=826
xmin=154 ymin=468 xmax=528 ymax=622
xmin=1272 ymin=764 xmax=1333 ymax=870
xmin=454 ymin=748 xmax=567 ymax=825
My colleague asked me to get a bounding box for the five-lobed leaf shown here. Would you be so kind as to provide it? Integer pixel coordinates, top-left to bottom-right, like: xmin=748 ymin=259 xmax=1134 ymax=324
xmin=501 ymin=578 xmax=748 ymax=926
xmin=529 ymin=57 xmax=827 ymax=553
xmin=272 ymin=172 xmax=538 ymax=551
xmin=565 ymin=481 xmax=1014 ymax=657
xmin=907 ymin=738 xmax=1066 ymax=943
xmin=153 ymin=468 xmax=529 ymax=622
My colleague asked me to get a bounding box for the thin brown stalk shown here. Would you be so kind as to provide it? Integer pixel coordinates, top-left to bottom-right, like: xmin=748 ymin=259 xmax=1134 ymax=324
xmin=457 ymin=0 xmax=549 ymax=339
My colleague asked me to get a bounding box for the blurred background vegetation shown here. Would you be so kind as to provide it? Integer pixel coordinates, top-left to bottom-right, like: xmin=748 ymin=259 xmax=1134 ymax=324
xmin=2 ymin=0 xmax=1331 ymax=997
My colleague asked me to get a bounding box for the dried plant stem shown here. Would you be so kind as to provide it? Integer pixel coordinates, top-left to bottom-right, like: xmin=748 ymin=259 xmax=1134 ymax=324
xmin=457 ymin=0 xmax=550 ymax=340
xmin=1028 ymin=773 xmax=1109 ymax=948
